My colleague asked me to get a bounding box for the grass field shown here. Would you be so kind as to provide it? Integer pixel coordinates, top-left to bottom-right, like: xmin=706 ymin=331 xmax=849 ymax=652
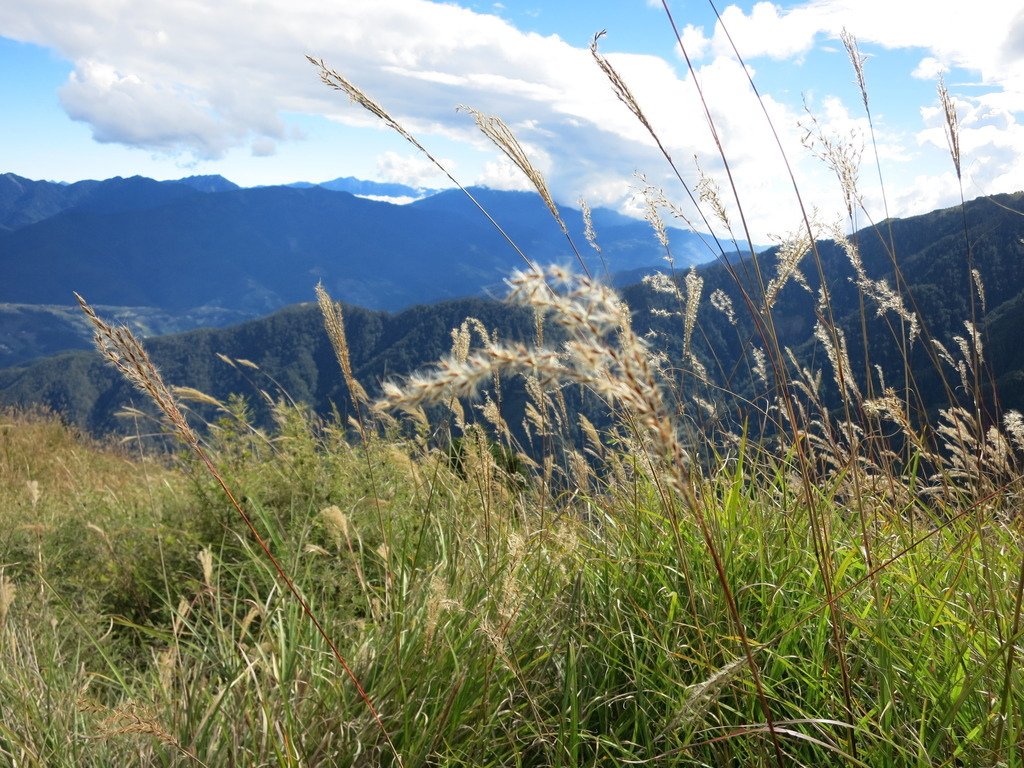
xmin=4 ymin=12 xmax=1024 ymax=767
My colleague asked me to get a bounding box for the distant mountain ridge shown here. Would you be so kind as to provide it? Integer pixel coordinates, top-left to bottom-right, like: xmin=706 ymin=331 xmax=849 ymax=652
xmin=0 ymin=172 xmax=238 ymax=231
xmin=0 ymin=297 xmax=537 ymax=437
xmin=178 ymin=175 xmax=240 ymax=193
xmin=3 ymin=190 xmax=1023 ymax=439
xmin=285 ymin=176 xmax=431 ymax=198
xmin=0 ymin=172 xmax=717 ymax=366
xmin=318 ymin=176 xmax=433 ymax=198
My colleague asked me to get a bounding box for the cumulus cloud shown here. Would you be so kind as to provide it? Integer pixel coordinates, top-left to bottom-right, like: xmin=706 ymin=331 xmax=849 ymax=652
xmin=0 ymin=0 xmax=1021 ymax=239
xmin=376 ymin=150 xmax=450 ymax=188
xmin=691 ymin=0 xmax=1023 ymax=80
xmin=677 ymin=23 xmax=711 ymax=60
xmin=919 ymin=95 xmax=1024 ymax=197
xmin=710 ymin=2 xmax=832 ymax=61
xmin=912 ymin=57 xmax=947 ymax=80
xmin=58 ymin=60 xmax=237 ymax=158
xmin=476 ymin=157 xmax=534 ymax=191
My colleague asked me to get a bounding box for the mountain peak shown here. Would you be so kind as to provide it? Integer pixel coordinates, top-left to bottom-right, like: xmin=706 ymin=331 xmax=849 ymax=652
xmin=317 ymin=176 xmax=433 ymax=199
xmin=174 ymin=175 xmax=239 ymax=193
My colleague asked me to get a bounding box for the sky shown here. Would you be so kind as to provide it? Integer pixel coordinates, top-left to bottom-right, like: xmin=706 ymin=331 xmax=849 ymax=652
xmin=1 ymin=0 xmax=1022 ymax=241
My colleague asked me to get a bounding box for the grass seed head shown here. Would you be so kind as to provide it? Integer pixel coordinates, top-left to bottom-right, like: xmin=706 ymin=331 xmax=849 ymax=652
xmin=76 ymin=293 xmax=198 ymax=447
xmin=0 ymin=574 xmax=15 ymax=628
xmin=937 ymin=75 xmax=962 ymax=179
xmin=26 ymin=479 xmax=40 ymax=509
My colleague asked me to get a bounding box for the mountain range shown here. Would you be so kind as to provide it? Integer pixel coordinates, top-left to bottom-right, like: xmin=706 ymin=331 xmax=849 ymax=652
xmin=288 ymin=176 xmax=432 ymax=199
xmin=2 ymin=187 xmax=1022 ymax=440
xmin=0 ymin=172 xmax=718 ymax=367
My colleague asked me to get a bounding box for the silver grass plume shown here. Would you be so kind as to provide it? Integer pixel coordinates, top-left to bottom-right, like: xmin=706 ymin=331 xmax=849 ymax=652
xmin=379 ymin=265 xmax=690 ymax=474
xmin=814 ymin=320 xmax=860 ymax=402
xmin=840 ymin=29 xmax=869 ymax=114
xmin=459 ymin=106 xmax=566 ymax=236
xmin=590 ymin=31 xmax=656 ymax=138
xmin=764 ymin=223 xmax=814 ymax=309
xmin=309 ymin=56 xmax=429 ymax=158
xmin=316 ymin=282 xmax=369 ymax=407
xmin=76 ymin=293 xmax=198 ymax=445
xmin=579 ymin=198 xmax=602 ymax=255
xmin=683 ymin=266 xmax=703 ymax=358
xmin=801 ymin=104 xmax=862 ymax=221
xmin=694 ymin=157 xmax=732 ymax=233
xmin=937 ymin=76 xmax=961 ymax=180
xmin=831 ymin=225 xmax=919 ymax=344
xmin=710 ymin=288 xmax=736 ymax=326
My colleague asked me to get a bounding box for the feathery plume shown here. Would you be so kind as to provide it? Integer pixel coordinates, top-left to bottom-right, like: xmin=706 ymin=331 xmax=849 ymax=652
xmin=764 ymin=225 xmax=813 ymax=309
xmin=710 ymin=288 xmax=736 ymax=326
xmin=833 ymin=227 xmax=919 ymax=343
xmin=694 ymin=158 xmax=732 ymax=232
xmin=379 ymin=266 xmax=691 ymax=486
xmin=971 ymin=268 xmax=986 ymax=313
xmin=643 ymin=271 xmax=681 ymax=299
xmin=197 ymin=547 xmax=214 ymax=590
xmin=579 ymin=198 xmax=602 ymax=255
xmin=937 ymin=76 xmax=961 ymax=180
xmin=26 ymin=479 xmax=40 ymax=509
xmin=0 ymin=574 xmax=15 ymax=628
xmin=801 ymin=106 xmax=862 ymax=220
xmin=751 ymin=346 xmax=768 ymax=386
xmin=683 ymin=266 xmax=703 ymax=357
xmin=459 ymin=106 xmax=566 ymax=235
xmin=840 ymin=29 xmax=869 ymax=113
xmin=591 ymin=31 xmax=655 ymax=137
xmin=815 ymin=321 xmax=860 ymax=401
xmin=76 ymin=293 xmax=198 ymax=446
xmin=316 ymin=282 xmax=369 ymax=407
xmin=640 ymin=182 xmax=671 ymax=252
xmin=1004 ymin=410 xmax=1024 ymax=453
xmin=309 ymin=56 xmax=429 ymax=157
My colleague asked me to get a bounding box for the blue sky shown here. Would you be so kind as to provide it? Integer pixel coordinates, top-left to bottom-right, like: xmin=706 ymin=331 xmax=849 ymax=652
xmin=1 ymin=0 xmax=1021 ymax=239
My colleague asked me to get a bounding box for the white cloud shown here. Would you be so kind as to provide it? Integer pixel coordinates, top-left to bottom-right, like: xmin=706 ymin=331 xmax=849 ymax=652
xmin=676 ymin=0 xmax=1024 ymax=228
xmin=700 ymin=1 xmax=1024 ymax=88
xmin=711 ymin=2 xmax=832 ymax=61
xmin=918 ymin=95 xmax=1024 ymax=199
xmin=376 ymin=150 xmax=450 ymax=188
xmin=57 ymin=60 xmax=239 ymax=158
xmin=355 ymin=194 xmax=419 ymax=205
xmin=912 ymin=57 xmax=947 ymax=80
xmin=475 ymin=157 xmax=533 ymax=191
xmin=678 ymin=23 xmax=711 ymax=60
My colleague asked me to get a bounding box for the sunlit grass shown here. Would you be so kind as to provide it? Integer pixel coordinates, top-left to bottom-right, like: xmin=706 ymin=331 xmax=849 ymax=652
xmin=4 ymin=7 xmax=1024 ymax=767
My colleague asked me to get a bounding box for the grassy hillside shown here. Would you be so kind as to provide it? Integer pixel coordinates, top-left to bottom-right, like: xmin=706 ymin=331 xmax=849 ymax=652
xmin=3 ymin=373 xmax=1024 ymax=766
xmin=5 ymin=16 xmax=1024 ymax=768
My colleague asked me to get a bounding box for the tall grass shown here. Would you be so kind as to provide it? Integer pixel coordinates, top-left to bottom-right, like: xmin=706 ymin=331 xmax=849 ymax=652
xmin=3 ymin=5 xmax=1024 ymax=766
